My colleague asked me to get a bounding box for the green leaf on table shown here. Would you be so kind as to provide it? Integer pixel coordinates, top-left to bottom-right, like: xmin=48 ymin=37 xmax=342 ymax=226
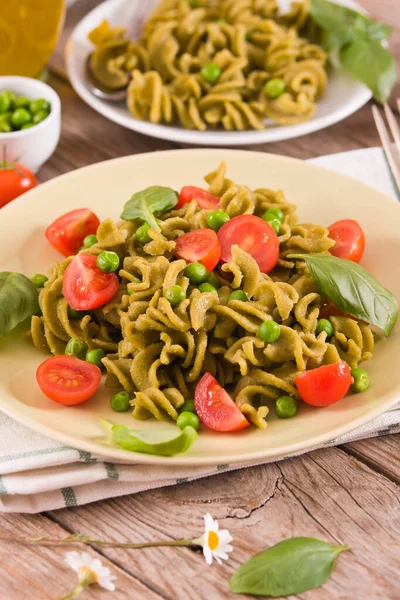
xmin=120 ymin=186 xmax=178 ymax=231
xmin=288 ymin=254 xmax=398 ymax=336
xmin=100 ymin=418 xmax=198 ymax=456
xmin=340 ymin=39 xmax=397 ymax=104
xmin=230 ymin=537 xmax=348 ymax=597
xmin=0 ymin=272 xmax=39 ymax=340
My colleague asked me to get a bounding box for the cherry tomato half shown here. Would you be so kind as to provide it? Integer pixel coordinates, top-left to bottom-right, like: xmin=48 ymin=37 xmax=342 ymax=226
xmin=218 ymin=215 xmax=279 ymax=274
xmin=177 ymin=186 xmax=221 ymax=210
xmin=36 ymin=356 xmax=102 ymax=406
xmin=0 ymin=163 xmax=37 ymax=207
xmin=175 ymin=229 xmax=221 ymax=271
xmin=63 ymin=253 xmax=119 ymax=311
xmin=295 ymin=362 xmax=353 ymax=407
xmin=328 ymin=219 xmax=365 ymax=263
xmin=194 ymin=373 xmax=250 ymax=432
xmin=46 ymin=209 xmax=101 ymax=257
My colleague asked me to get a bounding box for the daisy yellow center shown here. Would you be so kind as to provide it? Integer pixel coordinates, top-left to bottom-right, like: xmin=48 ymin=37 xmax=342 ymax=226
xmin=208 ymin=531 xmax=219 ymax=551
xmin=78 ymin=566 xmax=98 ymax=586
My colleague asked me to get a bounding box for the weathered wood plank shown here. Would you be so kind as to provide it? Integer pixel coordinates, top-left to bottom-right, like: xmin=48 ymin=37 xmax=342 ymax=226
xmin=0 ymin=513 xmax=165 ymax=600
xmin=48 ymin=447 xmax=400 ymax=600
xmin=343 ymin=434 xmax=400 ymax=483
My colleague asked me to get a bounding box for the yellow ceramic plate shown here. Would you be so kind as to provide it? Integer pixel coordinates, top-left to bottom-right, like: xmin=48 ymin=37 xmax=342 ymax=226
xmin=0 ymin=149 xmax=399 ymax=466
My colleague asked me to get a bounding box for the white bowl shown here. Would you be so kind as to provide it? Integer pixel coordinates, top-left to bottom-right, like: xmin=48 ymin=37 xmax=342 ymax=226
xmin=0 ymin=76 xmax=61 ymax=174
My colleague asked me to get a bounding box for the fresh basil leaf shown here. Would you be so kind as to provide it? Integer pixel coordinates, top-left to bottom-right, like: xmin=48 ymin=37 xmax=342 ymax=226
xmin=310 ymin=0 xmax=367 ymax=34
xmin=230 ymin=537 xmax=348 ymax=597
xmin=107 ymin=422 xmax=198 ymax=456
xmin=0 ymin=272 xmax=39 ymax=340
xmin=366 ymin=21 xmax=392 ymax=42
xmin=289 ymin=254 xmax=398 ymax=336
xmin=322 ymin=28 xmax=355 ymax=52
xmin=120 ymin=186 xmax=178 ymax=231
xmin=340 ymin=39 xmax=397 ymax=104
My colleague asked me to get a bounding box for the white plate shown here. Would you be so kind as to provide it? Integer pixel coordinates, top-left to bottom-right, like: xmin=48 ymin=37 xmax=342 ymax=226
xmin=65 ymin=0 xmax=372 ymax=146
xmin=0 ymin=149 xmax=399 ymax=466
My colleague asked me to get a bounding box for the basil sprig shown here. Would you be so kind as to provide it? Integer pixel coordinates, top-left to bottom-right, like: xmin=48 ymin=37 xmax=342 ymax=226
xmin=100 ymin=418 xmax=197 ymax=456
xmin=289 ymin=254 xmax=398 ymax=336
xmin=120 ymin=186 xmax=178 ymax=232
xmin=310 ymin=0 xmax=396 ymax=103
xmin=0 ymin=272 xmax=39 ymax=340
xmin=230 ymin=537 xmax=348 ymax=597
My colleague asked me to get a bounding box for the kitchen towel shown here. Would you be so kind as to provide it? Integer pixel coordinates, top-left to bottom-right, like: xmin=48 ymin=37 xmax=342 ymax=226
xmin=0 ymin=146 xmax=398 ymax=513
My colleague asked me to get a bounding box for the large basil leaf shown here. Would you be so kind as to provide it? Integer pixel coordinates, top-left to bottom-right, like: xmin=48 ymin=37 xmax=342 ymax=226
xmin=0 ymin=272 xmax=39 ymax=340
xmin=310 ymin=0 xmax=390 ymax=41
xmin=120 ymin=186 xmax=178 ymax=231
xmin=340 ymin=39 xmax=397 ymax=104
xmin=289 ymin=254 xmax=398 ymax=336
xmin=230 ymin=537 xmax=348 ymax=597
xmin=100 ymin=419 xmax=198 ymax=456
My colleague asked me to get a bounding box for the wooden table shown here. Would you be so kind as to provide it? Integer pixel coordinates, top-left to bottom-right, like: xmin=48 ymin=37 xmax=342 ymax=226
xmin=1 ymin=1 xmax=399 ymax=598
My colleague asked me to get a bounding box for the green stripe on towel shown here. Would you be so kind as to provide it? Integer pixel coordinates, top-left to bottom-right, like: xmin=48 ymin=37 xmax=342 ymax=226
xmin=62 ymin=487 xmax=77 ymax=508
xmin=104 ymin=463 xmax=119 ymax=480
xmin=0 ymin=476 xmax=7 ymax=495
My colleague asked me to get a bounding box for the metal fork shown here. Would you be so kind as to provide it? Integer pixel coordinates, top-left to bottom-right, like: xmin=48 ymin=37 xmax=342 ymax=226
xmin=372 ymin=101 xmax=400 ymax=197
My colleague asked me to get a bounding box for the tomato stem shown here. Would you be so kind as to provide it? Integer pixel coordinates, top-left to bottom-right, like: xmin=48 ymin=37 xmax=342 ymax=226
xmin=0 ymin=144 xmax=25 ymax=177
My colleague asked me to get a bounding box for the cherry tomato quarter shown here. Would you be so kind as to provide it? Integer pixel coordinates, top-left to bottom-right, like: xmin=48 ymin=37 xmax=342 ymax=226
xmin=218 ymin=215 xmax=279 ymax=273
xmin=46 ymin=209 xmax=100 ymax=257
xmin=194 ymin=373 xmax=250 ymax=432
xmin=63 ymin=253 xmax=119 ymax=311
xmin=177 ymin=186 xmax=220 ymax=210
xmin=175 ymin=229 xmax=221 ymax=271
xmin=36 ymin=356 xmax=102 ymax=406
xmin=328 ymin=219 xmax=365 ymax=263
xmin=295 ymin=362 xmax=353 ymax=407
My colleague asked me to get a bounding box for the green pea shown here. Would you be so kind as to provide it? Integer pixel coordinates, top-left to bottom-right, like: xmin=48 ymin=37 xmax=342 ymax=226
xmin=32 ymin=110 xmax=49 ymax=125
xmin=276 ymin=396 xmax=298 ymax=418
xmin=65 ymin=338 xmax=88 ymax=359
xmin=30 ymin=273 xmax=48 ymax=288
xmin=187 ymin=0 xmax=197 ymax=8
xmin=86 ymin=348 xmax=105 ymax=368
xmin=179 ymin=399 xmax=196 ymax=414
xmin=264 ymin=78 xmax=286 ymax=99
xmin=11 ymin=108 xmax=32 ymax=129
xmin=265 ymin=217 xmax=281 ymax=235
xmin=2 ymin=91 xmax=16 ymax=106
xmin=0 ymin=93 xmax=11 ymax=113
xmin=110 ymin=391 xmax=131 ymax=412
xmin=13 ymin=96 xmax=30 ymax=109
xmin=0 ymin=121 xmax=12 ymax=133
xmin=0 ymin=111 xmax=12 ymax=123
xmin=96 ymin=251 xmax=119 ymax=273
xmin=263 ymin=207 xmax=284 ymax=222
xmin=165 ymin=284 xmax=186 ymax=307
xmin=67 ymin=306 xmax=82 ymax=319
xmin=198 ymin=283 xmax=218 ymax=294
xmin=200 ymin=63 xmax=221 ymax=84
xmin=316 ymin=318 xmax=334 ymax=338
xmin=177 ymin=411 xmax=200 ymax=431
xmin=217 ymin=18 xmax=227 ymax=24
xmin=83 ymin=234 xmax=98 ymax=248
xmin=245 ymin=31 xmax=252 ymax=42
xmin=258 ymin=320 xmax=281 ymax=343
xmin=205 ymin=272 xmax=220 ymax=289
xmin=20 ymin=122 xmax=35 ymax=130
xmin=184 ymin=262 xmax=208 ymax=285
xmin=136 ymin=223 xmax=152 ymax=244
xmin=29 ymin=98 xmax=50 ymax=114
xmin=228 ymin=290 xmax=248 ymax=303
xmin=207 ymin=209 xmax=230 ymax=231
xmin=351 ymin=368 xmax=369 ymax=393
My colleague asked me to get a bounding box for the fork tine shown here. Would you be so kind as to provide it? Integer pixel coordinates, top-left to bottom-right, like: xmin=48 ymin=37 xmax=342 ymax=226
xmin=384 ymin=103 xmax=400 ymax=156
xmin=372 ymin=105 xmax=400 ymax=197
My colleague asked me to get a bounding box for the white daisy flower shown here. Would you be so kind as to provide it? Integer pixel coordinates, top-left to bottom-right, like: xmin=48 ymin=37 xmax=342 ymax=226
xmin=65 ymin=551 xmax=117 ymax=592
xmin=198 ymin=513 xmax=233 ymax=565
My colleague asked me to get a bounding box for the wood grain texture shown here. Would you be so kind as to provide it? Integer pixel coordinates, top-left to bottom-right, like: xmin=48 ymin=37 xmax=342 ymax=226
xmin=48 ymin=447 xmax=400 ymax=600
xmin=1 ymin=1 xmax=399 ymax=599
xmin=0 ymin=512 xmax=163 ymax=600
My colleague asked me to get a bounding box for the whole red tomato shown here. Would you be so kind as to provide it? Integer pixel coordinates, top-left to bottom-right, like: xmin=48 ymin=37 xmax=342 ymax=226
xmin=0 ymin=162 xmax=37 ymax=207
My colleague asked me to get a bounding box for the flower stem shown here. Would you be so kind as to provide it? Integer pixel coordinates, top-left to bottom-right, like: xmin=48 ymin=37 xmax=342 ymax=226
xmin=0 ymin=533 xmax=199 ymax=550
xmin=58 ymin=583 xmax=85 ymax=600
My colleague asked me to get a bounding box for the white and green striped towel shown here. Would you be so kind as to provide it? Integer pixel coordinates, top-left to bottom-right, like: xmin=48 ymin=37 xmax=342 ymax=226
xmin=0 ymin=147 xmax=399 ymax=513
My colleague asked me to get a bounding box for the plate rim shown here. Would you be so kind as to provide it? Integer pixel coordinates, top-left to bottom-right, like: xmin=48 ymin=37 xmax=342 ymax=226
xmin=0 ymin=148 xmax=399 ymax=466
xmin=65 ymin=0 xmax=372 ymax=147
